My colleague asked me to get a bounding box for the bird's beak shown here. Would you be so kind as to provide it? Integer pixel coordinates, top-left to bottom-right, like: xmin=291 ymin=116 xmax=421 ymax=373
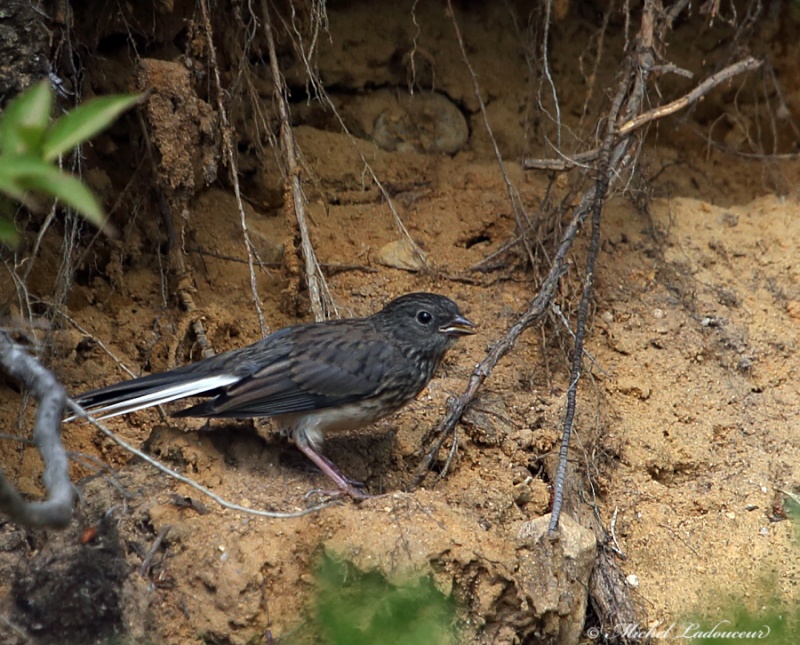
xmin=440 ymin=314 xmax=476 ymax=337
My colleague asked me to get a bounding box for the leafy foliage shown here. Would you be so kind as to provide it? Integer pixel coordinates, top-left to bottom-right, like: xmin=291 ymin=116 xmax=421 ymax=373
xmin=298 ymin=554 xmax=458 ymax=645
xmin=0 ymin=80 xmax=141 ymax=243
xmin=678 ymin=503 xmax=800 ymax=645
xmin=682 ymin=585 xmax=797 ymax=645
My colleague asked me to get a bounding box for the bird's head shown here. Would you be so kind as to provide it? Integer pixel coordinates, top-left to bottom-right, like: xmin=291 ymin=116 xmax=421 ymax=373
xmin=374 ymin=292 xmax=476 ymax=358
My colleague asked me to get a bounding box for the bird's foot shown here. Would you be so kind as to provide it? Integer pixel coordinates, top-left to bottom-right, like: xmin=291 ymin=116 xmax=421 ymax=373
xmin=295 ymin=441 xmax=374 ymax=501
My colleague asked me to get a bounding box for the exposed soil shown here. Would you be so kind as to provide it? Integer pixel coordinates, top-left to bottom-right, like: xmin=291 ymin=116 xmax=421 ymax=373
xmin=2 ymin=1 xmax=800 ymax=644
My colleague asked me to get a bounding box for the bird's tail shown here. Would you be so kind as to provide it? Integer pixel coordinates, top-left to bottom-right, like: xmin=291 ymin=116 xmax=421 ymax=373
xmin=68 ymin=371 xmax=240 ymax=421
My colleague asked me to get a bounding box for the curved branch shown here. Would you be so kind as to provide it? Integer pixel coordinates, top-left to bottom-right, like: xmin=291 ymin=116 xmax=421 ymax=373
xmin=0 ymin=332 xmax=76 ymax=528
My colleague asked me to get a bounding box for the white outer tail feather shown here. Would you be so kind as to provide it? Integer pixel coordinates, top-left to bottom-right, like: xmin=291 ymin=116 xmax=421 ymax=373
xmin=69 ymin=374 xmax=240 ymax=421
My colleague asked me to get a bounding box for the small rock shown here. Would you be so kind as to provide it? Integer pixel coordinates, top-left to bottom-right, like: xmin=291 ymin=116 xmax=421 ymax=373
xmin=516 ymin=513 xmax=597 ymax=645
xmin=376 ymin=238 xmax=427 ymax=272
xmin=462 ymin=394 xmax=513 ymax=446
xmin=372 ymin=90 xmax=469 ymax=154
xmin=251 ymin=231 xmax=284 ymax=264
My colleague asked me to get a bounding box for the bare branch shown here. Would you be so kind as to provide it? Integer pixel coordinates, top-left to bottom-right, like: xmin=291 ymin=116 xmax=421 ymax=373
xmin=524 ymin=57 xmax=762 ymax=171
xmin=412 ymin=184 xmax=596 ymax=487
xmin=616 ymin=56 xmax=762 ymax=136
xmin=0 ymin=332 xmax=76 ymax=528
xmin=199 ymin=0 xmax=269 ymax=334
xmin=446 ymin=0 xmax=536 ymax=267
xmin=67 ymin=401 xmax=338 ymax=519
xmin=277 ymin=8 xmax=429 ymax=273
xmin=260 ymin=0 xmax=329 ymax=321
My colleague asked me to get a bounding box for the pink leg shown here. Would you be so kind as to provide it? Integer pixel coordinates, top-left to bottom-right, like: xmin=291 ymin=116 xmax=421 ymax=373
xmin=293 ymin=438 xmax=368 ymax=500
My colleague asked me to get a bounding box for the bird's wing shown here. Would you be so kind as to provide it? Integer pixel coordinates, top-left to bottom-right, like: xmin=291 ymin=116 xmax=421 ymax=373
xmin=176 ymin=323 xmax=399 ymax=418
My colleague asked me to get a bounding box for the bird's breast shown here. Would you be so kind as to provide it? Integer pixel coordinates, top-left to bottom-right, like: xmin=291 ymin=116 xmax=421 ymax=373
xmin=279 ymin=398 xmax=396 ymax=448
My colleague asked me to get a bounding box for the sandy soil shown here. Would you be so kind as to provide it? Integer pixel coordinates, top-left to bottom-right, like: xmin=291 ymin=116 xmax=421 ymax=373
xmin=2 ymin=1 xmax=800 ymax=644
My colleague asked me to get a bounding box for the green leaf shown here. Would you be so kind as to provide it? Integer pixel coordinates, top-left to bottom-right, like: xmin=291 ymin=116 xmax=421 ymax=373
xmin=0 ymin=81 xmax=52 ymax=156
xmin=0 ymin=216 xmax=19 ymax=244
xmin=313 ymin=555 xmax=458 ymax=645
xmin=0 ymin=162 xmax=28 ymax=202
xmin=19 ymin=170 xmax=105 ymax=227
xmin=43 ymin=93 xmax=142 ymax=161
xmin=5 ymin=155 xmax=105 ymax=227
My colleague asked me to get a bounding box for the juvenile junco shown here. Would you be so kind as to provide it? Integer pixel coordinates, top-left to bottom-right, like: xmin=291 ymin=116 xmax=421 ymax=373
xmin=73 ymin=293 xmax=475 ymax=497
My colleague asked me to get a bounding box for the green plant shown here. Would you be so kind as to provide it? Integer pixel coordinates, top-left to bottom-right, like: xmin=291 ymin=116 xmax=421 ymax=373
xmin=0 ymin=80 xmax=140 ymax=243
xmin=674 ymin=501 xmax=800 ymax=645
xmin=300 ymin=554 xmax=458 ymax=645
xmin=681 ymin=582 xmax=796 ymax=644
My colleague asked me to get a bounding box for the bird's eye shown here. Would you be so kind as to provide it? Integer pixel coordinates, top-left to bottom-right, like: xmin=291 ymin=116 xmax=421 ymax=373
xmin=416 ymin=310 xmax=433 ymax=325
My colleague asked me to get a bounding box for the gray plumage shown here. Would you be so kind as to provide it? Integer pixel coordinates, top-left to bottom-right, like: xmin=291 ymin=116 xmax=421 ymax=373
xmin=73 ymin=292 xmax=475 ymax=496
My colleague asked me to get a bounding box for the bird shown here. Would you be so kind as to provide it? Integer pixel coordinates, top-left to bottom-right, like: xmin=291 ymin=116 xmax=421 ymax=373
xmin=71 ymin=292 xmax=475 ymax=497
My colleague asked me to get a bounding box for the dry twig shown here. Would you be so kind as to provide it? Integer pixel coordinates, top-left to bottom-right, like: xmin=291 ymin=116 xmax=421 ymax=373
xmin=139 ymin=524 xmax=171 ymax=577
xmin=446 ymin=0 xmax=536 ymax=267
xmin=524 ymin=56 xmax=763 ymax=171
xmin=412 ymin=185 xmax=594 ymax=487
xmin=276 ymin=7 xmax=429 ymax=273
xmin=68 ymin=400 xmax=338 ymax=519
xmin=0 ymin=332 xmax=76 ymax=528
xmin=199 ymin=0 xmax=269 ymax=334
xmin=260 ymin=0 xmax=330 ymax=321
